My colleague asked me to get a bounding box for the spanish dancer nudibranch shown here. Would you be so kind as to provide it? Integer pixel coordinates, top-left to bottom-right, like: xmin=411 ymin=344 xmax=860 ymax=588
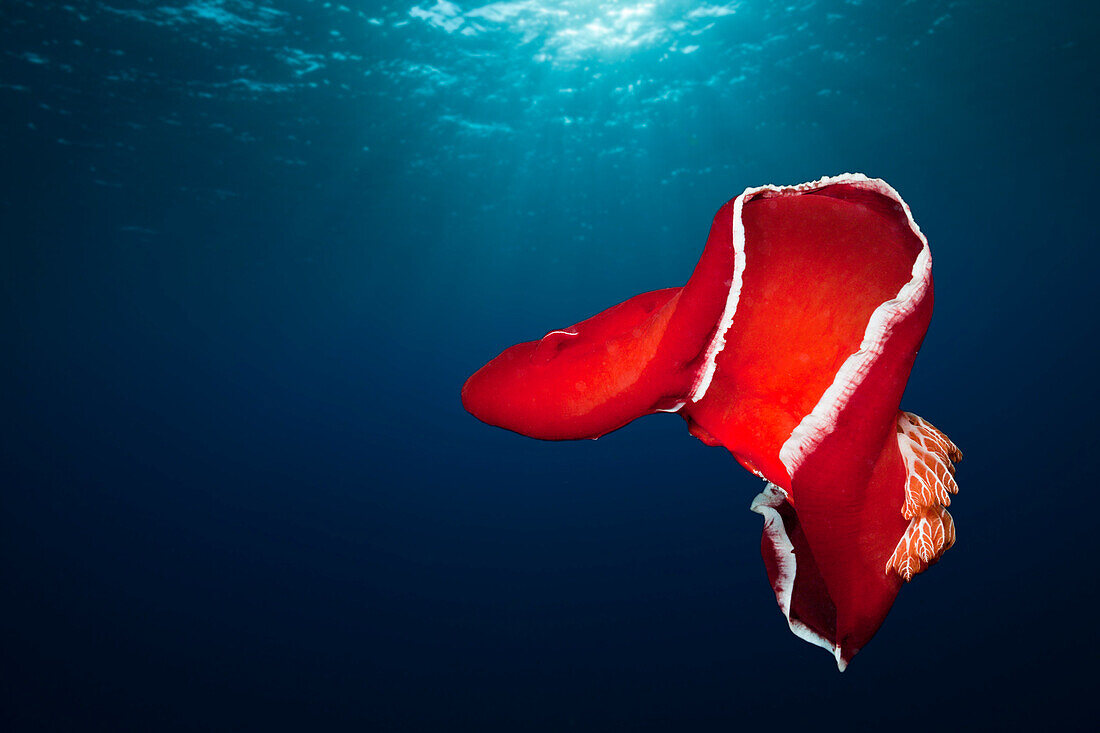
xmin=461 ymin=174 xmax=962 ymax=670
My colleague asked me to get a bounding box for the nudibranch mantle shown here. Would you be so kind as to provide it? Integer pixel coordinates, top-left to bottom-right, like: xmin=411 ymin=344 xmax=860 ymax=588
xmin=462 ymin=173 xmax=961 ymax=670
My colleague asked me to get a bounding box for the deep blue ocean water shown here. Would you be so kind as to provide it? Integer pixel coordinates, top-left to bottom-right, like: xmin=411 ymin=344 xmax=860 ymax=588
xmin=3 ymin=1 xmax=1097 ymax=729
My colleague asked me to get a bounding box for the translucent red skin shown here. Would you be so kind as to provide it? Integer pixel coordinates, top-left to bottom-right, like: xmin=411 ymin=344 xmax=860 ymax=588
xmin=461 ymin=287 xmax=687 ymax=440
xmin=462 ymin=197 xmax=739 ymax=440
xmin=462 ymin=185 xmax=932 ymax=666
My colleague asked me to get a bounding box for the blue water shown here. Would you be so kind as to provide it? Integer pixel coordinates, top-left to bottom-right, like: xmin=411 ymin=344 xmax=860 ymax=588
xmin=3 ymin=1 xmax=1097 ymax=729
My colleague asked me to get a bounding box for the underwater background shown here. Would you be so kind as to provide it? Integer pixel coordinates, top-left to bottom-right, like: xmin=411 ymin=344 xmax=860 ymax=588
xmin=3 ymin=1 xmax=1097 ymax=729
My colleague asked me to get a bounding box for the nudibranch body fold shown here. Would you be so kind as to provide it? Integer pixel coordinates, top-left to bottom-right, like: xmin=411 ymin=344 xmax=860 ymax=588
xmin=461 ymin=173 xmax=961 ymax=669
xmin=461 ymin=286 xmax=692 ymax=440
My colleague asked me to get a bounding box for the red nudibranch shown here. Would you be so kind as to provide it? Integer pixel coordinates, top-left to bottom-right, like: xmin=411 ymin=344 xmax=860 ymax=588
xmin=461 ymin=174 xmax=962 ymax=670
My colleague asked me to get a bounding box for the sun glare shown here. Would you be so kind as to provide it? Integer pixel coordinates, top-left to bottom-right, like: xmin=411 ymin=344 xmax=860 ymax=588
xmin=408 ymin=1 xmax=740 ymax=64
